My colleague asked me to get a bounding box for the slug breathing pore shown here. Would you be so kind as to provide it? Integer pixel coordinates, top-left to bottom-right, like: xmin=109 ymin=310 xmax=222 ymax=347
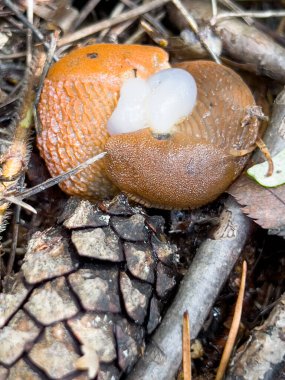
xmin=37 ymin=44 xmax=260 ymax=209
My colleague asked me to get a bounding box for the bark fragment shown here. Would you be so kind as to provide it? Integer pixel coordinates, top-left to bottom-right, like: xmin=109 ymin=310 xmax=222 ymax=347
xmin=111 ymin=214 xmax=148 ymax=241
xmin=0 ymin=274 xmax=31 ymax=328
xmin=227 ymin=292 xmax=285 ymax=380
xmin=24 ymin=277 xmax=79 ymax=325
xmin=22 ymin=228 xmax=78 ymax=284
xmin=124 ymin=242 xmax=155 ymax=283
xmin=68 ymin=313 xmax=117 ymax=363
xmin=0 ymin=310 xmax=40 ymax=366
xmin=120 ymin=272 xmax=152 ymax=324
xmin=71 ymin=227 xmax=124 ymax=262
xmin=68 ymin=267 xmax=121 ymax=313
xmin=28 ymin=323 xmax=80 ymax=379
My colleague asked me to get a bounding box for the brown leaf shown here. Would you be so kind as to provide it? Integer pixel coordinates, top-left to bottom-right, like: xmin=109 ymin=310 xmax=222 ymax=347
xmin=228 ymin=175 xmax=285 ymax=232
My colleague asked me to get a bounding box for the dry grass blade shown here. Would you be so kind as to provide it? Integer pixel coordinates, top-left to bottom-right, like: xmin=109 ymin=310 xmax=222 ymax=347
xmin=183 ymin=311 xmax=191 ymax=380
xmin=215 ymin=260 xmax=247 ymax=380
xmin=4 ymin=196 xmax=37 ymax=214
xmin=58 ymin=0 xmax=170 ymax=47
xmin=16 ymin=152 xmax=107 ymax=200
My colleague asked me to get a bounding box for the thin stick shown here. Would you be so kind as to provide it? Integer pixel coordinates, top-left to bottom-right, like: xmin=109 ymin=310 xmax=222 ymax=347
xmin=58 ymin=0 xmax=170 ymax=47
xmin=0 ymin=52 xmax=27 ymax=59
xmin=213 ymin=10 xmax=285 ymax=23
xmin=3 ymin=196 xmax=37 ymax=214
xmin=7 ymin=196 xmax=21 ymax=275
xmin=121 ymin=0 xmax=168 ymax=36
xmin=15 ymin=152 xmax=107 ymax=200
xmin=99 ymin=2 xmax=125 ymax=40
xmin=218 ymin=0 xmax=253 ymax=25
xmin=183 ymin=311 xmax=191 ymax=380
xmin=26 ymin=0 xmax=33 ymax=66
xmin=171 ymin=0 xmax=221 ymax=64
xmin=211 ymin=0 xmax=218 ymax=18
xmin=73 ymin=0 xmax=101 ymax=30
xmin=256 ymin=137 xmax=274 ymax=177
xmin=34 ymin=33 xmax=58 ymax=133
xmin=215 ymin=260 xmax=247 ymax=380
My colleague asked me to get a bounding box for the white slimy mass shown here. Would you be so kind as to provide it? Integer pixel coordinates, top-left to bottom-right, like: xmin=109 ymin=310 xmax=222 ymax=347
xmin=107 ymin=78 xmax=149 ymax=135
xmin=107 ymin=68 xmax=197 ymax=136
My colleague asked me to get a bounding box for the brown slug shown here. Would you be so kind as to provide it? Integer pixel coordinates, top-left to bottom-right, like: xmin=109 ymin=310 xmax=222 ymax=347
xmin=37 ymin=44 xmax=259 ymax=209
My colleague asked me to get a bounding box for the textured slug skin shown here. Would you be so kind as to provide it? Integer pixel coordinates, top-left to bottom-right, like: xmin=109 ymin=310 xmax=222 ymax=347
xmin=37 ymin=44 xmax=169 ymax=199
xmin=105 ymin=60 xmax=259 ymax=209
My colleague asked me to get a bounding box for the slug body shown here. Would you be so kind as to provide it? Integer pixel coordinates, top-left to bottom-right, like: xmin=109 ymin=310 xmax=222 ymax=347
xmin=38 ymin=45 xmax=259 ymax=209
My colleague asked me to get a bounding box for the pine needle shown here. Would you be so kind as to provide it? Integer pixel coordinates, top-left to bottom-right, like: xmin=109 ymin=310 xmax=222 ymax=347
xmin=215 ymin=260 xmax=247 ymax=380
xmin=183 ymin=311 xmax=191 ymax=380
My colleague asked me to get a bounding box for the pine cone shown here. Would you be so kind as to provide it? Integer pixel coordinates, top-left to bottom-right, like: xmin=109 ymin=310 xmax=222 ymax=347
xmin=0 ymin=195 xmax=178 ymax=379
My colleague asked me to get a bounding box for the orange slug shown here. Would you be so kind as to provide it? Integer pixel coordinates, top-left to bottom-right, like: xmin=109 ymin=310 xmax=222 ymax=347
xmin=37 ymin=44 xmax=259 ymax=209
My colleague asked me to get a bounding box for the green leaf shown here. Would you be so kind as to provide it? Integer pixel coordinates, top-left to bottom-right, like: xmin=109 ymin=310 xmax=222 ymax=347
xmin=247 ymin=148 xmax=285 ymax=187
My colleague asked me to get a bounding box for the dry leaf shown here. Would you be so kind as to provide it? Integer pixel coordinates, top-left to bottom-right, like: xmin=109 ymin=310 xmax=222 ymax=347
xmin=228 ymin=175 xmax=285 ymax=233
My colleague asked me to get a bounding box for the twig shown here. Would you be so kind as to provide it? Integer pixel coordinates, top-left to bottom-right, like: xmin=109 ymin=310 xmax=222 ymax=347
xmin=58 ymin=0 xmax=170 ymax=46
xmin=212 ymin=10 xmax=285 ymax=25
xmin=121 ymin=0 xmax=168 ymax=36
xmin=215 ymin=260 xmax=247 ymax=380
xmin=218 ymin=0 xmax=253 ymax=25
xmin=170 ymin=0 xmax=285 ymax=83
xmin=26 ymin=0 xmax=33 ymax=66
xmin=34 ymin=33 xmax=58 ymax=133
xmin=183 ymin=311 xmax=191 ymax=380
xmin=73 ymin=0 xmax=101 ymax=30
xmin=13 ymin=152 xmax=107 ymax=200
xmin=211 ymin=0 xmax=218 ymax=18
xmin=3 ymin=196 xmax=37 ymax=214
xmin=99 ymin=2 xmax=125 ymax=40
xmin=171 ymin=0 xmax=221 ymax=64
xmin=0 ymin=52 xmax=27 ymax=59
xmin=6 ymin=176 xmax=24 ymax=275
